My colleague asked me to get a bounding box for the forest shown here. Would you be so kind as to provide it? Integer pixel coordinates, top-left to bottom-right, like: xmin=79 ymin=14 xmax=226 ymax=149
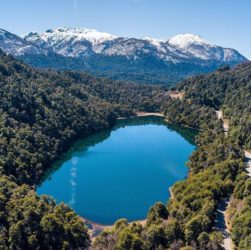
xmin=0 ymin=49 xmax=250 ymax=249
xmin=19 ymin=52 xmax=221 ymax=86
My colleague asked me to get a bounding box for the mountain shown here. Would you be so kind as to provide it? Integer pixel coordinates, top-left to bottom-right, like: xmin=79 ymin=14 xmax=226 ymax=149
xmin=24 ymin=27 xmax=118 ymax=57
xmin=24 ymin=28 xmax=245 ymax=63
xmin=0 ymin=28 xmax=46 ymax=56
xmin=0 ymin=27 xmax=248 ymax=85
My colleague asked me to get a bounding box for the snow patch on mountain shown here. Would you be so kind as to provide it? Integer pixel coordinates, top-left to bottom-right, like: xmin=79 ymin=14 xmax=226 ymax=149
xmin=0 ymin=28 xmax=46 ymax=56
xmin=25 ymin=27 xmax=117 ymax=45
xmin=168 ymin=33 xmax=209 ymax=48
xmin=144 ymin=37 xmax=163 ymax=47
xmin=0 ymin=27 xmax=247 ymax=65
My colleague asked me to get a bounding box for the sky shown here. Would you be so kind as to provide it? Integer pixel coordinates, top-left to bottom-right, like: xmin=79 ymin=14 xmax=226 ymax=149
xmin=0 ymin=0 xmax=250 ymax=58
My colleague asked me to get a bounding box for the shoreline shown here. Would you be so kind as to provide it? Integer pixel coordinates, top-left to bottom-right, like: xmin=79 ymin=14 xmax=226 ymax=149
xmin=118 ymin=111 xmax=200 ymax=131
xmin=169 ymin=186 xmax=174 ymax=200
xmin=83 ymin=186 xmax=176 ymax=237
xmin=135 ymin=111 xmax=165 ymax=117
xmin=117 ymin=111 xmax=165 ymax=120
xmin=80 ymin=217 xmax=112 ymax=237
xmin=165 ymin=119 xmax=201 ymax=131
xmin=81 ymin=216 xmax=147 ymax=237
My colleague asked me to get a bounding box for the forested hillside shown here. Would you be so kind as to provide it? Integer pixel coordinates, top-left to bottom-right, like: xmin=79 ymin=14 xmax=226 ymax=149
xmin=19 ymin=53 xmax=223 ymax=86
xmin=165 ymin=63 xmax=251 ymax=249
xmin=0 ymin=50 xmax=166 ymax=185
xmin=0 ymin=50 xmax=166 ymax=249
xmin=176 ymin=64 xmax=251 ymax=148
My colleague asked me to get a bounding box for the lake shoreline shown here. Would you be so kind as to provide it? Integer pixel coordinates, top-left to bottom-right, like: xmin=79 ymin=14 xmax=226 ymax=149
xmin=118 ymin=111 xmax=200 ymax=132
xmin=117 ymin=111 xmax=165 ymax=120
xmin=81 ymin=216 xmax=147 ymax=237
xmin=82 ymin=185 xmax=175 ymax=238
xmin=77 ymin=114 xmax=197 ymax=238
xmin=38 ymin=113 xmax=196 ymax=239
xmin=165 ymin=119 xmax=201 ymax=131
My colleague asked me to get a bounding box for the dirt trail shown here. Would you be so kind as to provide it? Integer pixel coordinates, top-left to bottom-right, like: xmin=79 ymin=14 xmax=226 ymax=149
xmin=216 ymin=110 xmax=229 ymax=136
xmin=215 ymin=110 xmax=251 ymax=249
xmin=215 ymin=110 xmax=233 ymax=250
xmin=214 ymin=198 xmax=234 ymax=250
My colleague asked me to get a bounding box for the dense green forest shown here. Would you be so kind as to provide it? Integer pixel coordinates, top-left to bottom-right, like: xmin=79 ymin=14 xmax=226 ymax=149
xmin=0 ymin=175 xmax=90 ymax=249
xmin=19 ymin=53 xmax=223 ymax=86
xmin=0 ymin=49 xmax=250 ymax=249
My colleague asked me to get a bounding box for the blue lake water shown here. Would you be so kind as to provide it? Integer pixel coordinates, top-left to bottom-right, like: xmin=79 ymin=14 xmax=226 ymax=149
xmin=37 ymin=116 xmax=197 ymax=225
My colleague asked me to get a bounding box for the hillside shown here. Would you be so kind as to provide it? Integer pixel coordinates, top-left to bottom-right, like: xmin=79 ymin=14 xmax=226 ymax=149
xmin=174 ymin=63 xmax=251 ymax=149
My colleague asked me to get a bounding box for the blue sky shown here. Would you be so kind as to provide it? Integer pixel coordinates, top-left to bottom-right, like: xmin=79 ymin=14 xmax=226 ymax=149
xmin=0 ymin=0 xmax=250 ymax=58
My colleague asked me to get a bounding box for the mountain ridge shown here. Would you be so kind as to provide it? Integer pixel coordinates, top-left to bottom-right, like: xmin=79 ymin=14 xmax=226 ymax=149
xmin=0 ymin=27 xmax=248 ymax=85
xmin=23 ymin=27 xmax=246 ymax=63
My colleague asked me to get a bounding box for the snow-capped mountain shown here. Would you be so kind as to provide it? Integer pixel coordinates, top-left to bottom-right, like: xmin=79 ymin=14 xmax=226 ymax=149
xmin=24 ymin=27 xmax=119 ymax=57
xmin=0 ymin=28 xmax=46 ymax=56
xmin=23 ymin=28 xmax=246 ymax=64
xmin=0 ymin=27 xmax=247 ymax=85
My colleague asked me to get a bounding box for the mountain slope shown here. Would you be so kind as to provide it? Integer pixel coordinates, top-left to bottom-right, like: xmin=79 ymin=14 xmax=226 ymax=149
xmin=0 ymin=27 xmax=248 ymax=85
xmin=24 ymin=28 xmax=246 ymax=64
xmin=0 ymin=28 xmax=46 ymax=56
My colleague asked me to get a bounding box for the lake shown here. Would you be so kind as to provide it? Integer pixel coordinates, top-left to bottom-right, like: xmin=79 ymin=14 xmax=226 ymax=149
xmin=37 ymin=116 xmax=197 ymax=225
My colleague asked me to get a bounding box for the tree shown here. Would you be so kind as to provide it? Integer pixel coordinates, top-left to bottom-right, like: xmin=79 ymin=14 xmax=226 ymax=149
xmin=146 ymin=202 xmax=169 ymax=225
xmin=116 ymin=229 xmax=146 ymax=250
